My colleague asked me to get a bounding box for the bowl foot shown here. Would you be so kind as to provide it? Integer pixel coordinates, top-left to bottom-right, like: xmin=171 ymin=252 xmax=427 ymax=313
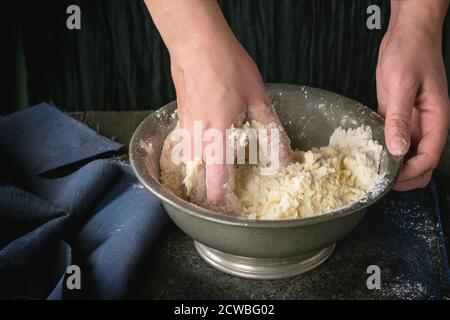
xmin=194 ymin=241 xmax=335 ymax=280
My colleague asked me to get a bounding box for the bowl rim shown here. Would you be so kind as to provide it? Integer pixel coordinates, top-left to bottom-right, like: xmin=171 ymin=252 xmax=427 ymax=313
xmin=129 ymin=84 xmax=402 ymax=228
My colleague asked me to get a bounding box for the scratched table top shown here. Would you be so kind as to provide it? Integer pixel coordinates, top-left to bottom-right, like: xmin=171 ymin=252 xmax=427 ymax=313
xmin=71 ymin=110 xmax=450 ymax=300
xmin=137 ymin=189 xmax=449 ymax=299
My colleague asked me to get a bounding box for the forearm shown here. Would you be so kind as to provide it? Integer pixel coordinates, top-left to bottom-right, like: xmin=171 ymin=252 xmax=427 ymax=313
xmin=144 ymin=0 xmax=235 ymax=63
xmin=389 ymin=0 xmax=449 ymax=34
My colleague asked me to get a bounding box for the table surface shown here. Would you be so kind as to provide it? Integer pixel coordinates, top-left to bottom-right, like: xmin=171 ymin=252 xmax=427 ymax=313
xmin=70 ymin=110 xmax=450 ymax=299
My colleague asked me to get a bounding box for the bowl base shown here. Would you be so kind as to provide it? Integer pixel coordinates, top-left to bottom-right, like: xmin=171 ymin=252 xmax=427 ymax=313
xmin=194 ymin=241 xmax=335 ymax=280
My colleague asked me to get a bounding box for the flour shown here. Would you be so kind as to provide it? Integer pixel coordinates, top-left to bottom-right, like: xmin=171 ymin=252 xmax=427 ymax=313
xmin=159 ymin=124 xmax=383 ymax=220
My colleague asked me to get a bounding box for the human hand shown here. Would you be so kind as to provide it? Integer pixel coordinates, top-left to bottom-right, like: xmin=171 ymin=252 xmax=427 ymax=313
xmin=376 ymin=6 xmax=450 ymax=191
xmin=145 ymin=0 xmax=292 ymax=210
xmin=170 ymin=31 xmax=292 ymax=208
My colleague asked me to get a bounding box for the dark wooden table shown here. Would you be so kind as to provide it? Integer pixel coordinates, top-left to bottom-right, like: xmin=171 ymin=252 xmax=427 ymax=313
xmin=71 ymin=110 xmax=450 ymax=299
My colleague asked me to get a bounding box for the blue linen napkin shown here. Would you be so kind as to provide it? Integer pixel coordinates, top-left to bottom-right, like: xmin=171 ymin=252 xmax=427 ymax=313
xmin=0 ymin=103 xmax=168 ymax=299
xmin=0 ymin=103 xmax=123 ymax=176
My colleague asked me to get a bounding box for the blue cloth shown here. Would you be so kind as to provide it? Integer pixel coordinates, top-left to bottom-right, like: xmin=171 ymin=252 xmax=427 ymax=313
xmin=0 ymin=103 xmax=123 ymax=176
xmin=0 ymin=104 xmax=168 ymax=299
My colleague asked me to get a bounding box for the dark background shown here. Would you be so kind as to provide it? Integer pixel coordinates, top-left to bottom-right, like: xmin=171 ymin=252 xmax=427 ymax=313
xmin=1 ymin=0 xmax=450 ymax=114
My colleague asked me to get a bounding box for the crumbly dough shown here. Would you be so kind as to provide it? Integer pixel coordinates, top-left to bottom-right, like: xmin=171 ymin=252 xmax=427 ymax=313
xmin=159 ymin=124 xmax=382 ymax=220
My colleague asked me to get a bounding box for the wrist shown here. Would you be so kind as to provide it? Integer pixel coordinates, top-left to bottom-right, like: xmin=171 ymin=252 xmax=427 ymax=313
xmin=169 ymin=26 xmax=245 ymax=73
xmin=150 ymin=0 xmax=236 ymax=65
xmin=389 ymin=0 xmax=448 ymax=36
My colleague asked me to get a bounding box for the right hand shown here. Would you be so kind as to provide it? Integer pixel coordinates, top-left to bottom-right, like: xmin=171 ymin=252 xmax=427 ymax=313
xmin=170 ymin=31 xmax=292 ymax=209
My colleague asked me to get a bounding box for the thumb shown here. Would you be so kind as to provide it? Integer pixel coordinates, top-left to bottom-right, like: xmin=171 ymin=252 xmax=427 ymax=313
xmin=384 ymin=77 xmax=418 ymax=156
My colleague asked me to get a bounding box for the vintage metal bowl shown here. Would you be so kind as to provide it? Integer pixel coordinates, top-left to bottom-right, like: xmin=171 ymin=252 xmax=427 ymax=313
xmin=130 ymin=84 xmax=401 ymax=279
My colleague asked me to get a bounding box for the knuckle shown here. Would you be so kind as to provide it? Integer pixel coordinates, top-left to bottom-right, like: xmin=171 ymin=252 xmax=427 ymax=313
xmin=420 ymin=153 xmax=438 ymax=172
xmin=416 ymin=170 xmax=432 ymax=188
xmin=418 ymin=176 xmax=431 ymax=189
xmin=430 ymin=160 xmax=439 ymax=171
xmin=385 ymin=66 xmax=418 ymax=91
xmin=387 ymin=112 xmax=411 ymax=130
xmin=251 ymin=100 xmax=272 ymax=112
xmin=398 ymin=73 xmax=418 ymax=92
xmin=421 ymin=162 xmax=434 ymax=175
xmin=248 ymin=101 xmax=274 ymax=121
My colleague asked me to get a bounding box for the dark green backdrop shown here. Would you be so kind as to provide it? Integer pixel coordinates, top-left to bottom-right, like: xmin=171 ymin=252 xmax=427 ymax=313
xmin=2 ymin=0 xmax=450 ymax=114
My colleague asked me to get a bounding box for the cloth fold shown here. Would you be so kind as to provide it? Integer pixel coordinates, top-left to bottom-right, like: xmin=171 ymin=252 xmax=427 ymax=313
xmin=0 ymin=104 xmax=167 ymax=299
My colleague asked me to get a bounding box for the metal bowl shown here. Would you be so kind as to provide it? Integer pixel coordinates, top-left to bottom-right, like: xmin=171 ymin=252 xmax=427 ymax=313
xmin=130 ymin=84 xmax=401 ymax=279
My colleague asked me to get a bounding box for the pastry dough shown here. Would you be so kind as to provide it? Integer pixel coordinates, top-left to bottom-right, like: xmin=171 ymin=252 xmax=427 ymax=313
xmin=159 ymin=124 xmax=382 ymax=219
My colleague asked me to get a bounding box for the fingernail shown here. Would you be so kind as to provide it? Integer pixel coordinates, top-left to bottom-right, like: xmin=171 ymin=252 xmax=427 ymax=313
xmin=390 ymin=135 xmax=410 ymax=156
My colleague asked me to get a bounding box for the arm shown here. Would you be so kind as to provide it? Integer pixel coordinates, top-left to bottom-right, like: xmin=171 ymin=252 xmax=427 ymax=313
xmin=377 ymin=0 xmax=450 ymax=190
xmin=144 ymin=0 xmax=236 ymax=62
xmin=144 ymin=0 xmax=291 ymax=208
xmin=389 ymin=0 xmax=448 ymax=32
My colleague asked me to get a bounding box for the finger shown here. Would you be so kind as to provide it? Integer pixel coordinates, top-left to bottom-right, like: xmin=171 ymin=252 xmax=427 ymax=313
xmin=384 ymin=74 xmax=419 ymax=156
xmin=247 ymin=103 xmax=293 ymax=168
xmin=179 ymin=120 xmax=195 ymax=162
xmin=393 ymin=170 xmax=432 ymax=191
xmin=410 ymin=107 xmax=422 ymax=144
xmin=396 ymin=100 xmax=449 ymax=182
xmin=171 ymin=66 xmax=193 ymax=166
xmin=171 ymin=64 xmax=186 ymax=104
xmin=205 ymin=163 xmax=230 ymax=206
xmin=202 ymin=122 xmax=235 ymax=207
xmin=376 ymin=86 xmax=421 ymax=140
xmin=376 ymin=67 xmax=388 ymax=118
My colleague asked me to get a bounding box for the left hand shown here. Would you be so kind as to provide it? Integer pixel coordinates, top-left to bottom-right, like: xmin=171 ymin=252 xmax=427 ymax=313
xmin=376 ymin=23 xmax=450 ymax=191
